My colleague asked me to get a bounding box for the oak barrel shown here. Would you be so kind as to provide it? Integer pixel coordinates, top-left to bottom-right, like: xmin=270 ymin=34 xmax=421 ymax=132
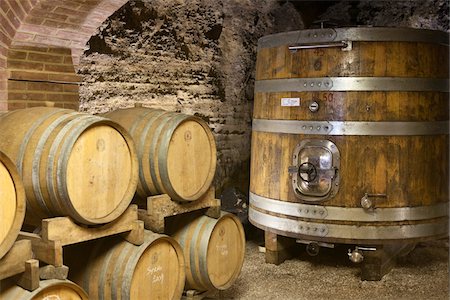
xmin=0 ymin=279 xmax=88 ymax=300
xmin=65 ymin=231 xmax=185 ymax=300
xmin=171 ymin=212 xmax=245 ymax=291
xmin=249 ymin=27 xmax=449 ymax=244
xmin=0 ymin=107 xmax=138 ymax=225
xmin=0 ymin=151 xmax=26 ymax=260
xmin=104 ymin=107 xmax=216 ymax=202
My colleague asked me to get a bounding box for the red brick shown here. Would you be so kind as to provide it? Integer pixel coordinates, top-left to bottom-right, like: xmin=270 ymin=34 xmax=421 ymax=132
xmin=63 ymin=102 xmax=79 ymax=110
xmin=18 ymin=0 xmax=32 ymax=14
xmin=6 ymin=101 xmax=27 ymax=110
xmin=63 ymin=83 xmax=79 ymax=93
xmin=47 ymin=93 xmax=79 ymax=102
xmin=7 ymin=49 xmax=27 ymax=60
xmin=0 ymin=1 xmax=10 ymax=14
xmin=0 ymin=80 xmax=7 ymax=90
xmin=0 ymin=30 xmax=12 ymax=46
xmin=19 ymin=24 xmax=55 ymax=36
xmin=7 ymin=80 xmax=27 ymax=90
xmin=0 ymin=102 xmax=8 ymax=110
xmin=47 ymin=48 xmax=71 ymax=55
xmin=8 ymin=91 xmax=47 ymax=101
xmin=14 ymin=31 xmax=35 ymax=42
xmin=44 ymin=63 xmax=75 ymax=73
xmin=33 ymin=35 xmax=71 ymax=47
xmin=27 ymin=81 xmax=65 ymax=92
xmin=63 ymin=56 xmax=73 ymax=64
xmin=7 ymin=60 xmax=44 ymax=71
xmin=0 ymin=16 xmax=16 ymax=37
xmin=54 ymin=30 xmax=87 ymax=42
xmin=8 ymin=70 xmax=49 ymax=81
xmin=25 ymin=16 xmax=45 ymax=25
xmin=11 ymin=45 xmax=47 ymax=52
xmin=54 ymin=7 xmax=85 ymax=18
xmin=7 ymin=0 xmax=25 ymax=20
xmin=33 ymin=9 xmax=68 ymax=22
xmin=48 ymin=73 xmax=80 ymax=83
xmin=28 ymin=52 xmax=64 ymax=64
xmin=6 ymin=10 xmax=20 ymax=29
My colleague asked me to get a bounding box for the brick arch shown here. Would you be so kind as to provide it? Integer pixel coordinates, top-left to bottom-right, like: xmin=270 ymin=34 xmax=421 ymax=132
xmin=0 ymin=0 xmax=129 ymax=111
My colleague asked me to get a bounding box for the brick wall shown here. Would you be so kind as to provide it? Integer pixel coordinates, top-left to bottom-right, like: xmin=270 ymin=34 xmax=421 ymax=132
xmin=0 ymin=0 xmax=129 ymax=111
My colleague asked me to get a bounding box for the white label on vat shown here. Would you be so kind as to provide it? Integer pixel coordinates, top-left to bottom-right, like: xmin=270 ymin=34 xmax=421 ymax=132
xmin=216 ymin=244 xmax=229 ymax=256
xmin=152 ymin=273 xmax=165 ymax=284
xmin=147 ymin=265 xmax=164 ymax=284
xmin=281 ymin=98 xmax=300 ymax=107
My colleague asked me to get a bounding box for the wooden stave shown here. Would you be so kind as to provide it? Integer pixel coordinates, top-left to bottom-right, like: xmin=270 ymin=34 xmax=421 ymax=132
xmin=0 ymin=151 xmax=26 ymax=260
xmin=0 ymin=107 xmax=138 ymax=225
xmin=104 ymin=107 xmax=217 ymax=202
xmin=250 ymin=27 xmax=449 ymax=244
xmin=66 ymin=232 xmax=185 ymax=300
xmin=0 ymin=279 xmax=88 ymax=300
xmin=171 ymin=213 xmax=246 ymax=291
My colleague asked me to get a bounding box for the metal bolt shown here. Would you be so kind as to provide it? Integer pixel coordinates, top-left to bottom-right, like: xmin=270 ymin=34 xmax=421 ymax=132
xmin=309 ymin=101 xmax=319 ymax=113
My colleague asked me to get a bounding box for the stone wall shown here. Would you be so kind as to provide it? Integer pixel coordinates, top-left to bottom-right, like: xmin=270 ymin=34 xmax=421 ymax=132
xmin=78 ymin=0 xmax=304 ymax=192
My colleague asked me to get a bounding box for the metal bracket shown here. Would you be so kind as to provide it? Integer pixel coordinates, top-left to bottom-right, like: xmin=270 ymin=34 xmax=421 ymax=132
xmin=360 ymin=193 xmax=388 ymax=210
xmin=289 ymin=40 xmax=352 ymax=52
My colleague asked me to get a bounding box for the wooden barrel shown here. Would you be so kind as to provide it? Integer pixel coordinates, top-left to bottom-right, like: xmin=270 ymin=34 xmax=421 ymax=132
xmin=171 ymin=212 xmax=245 ymax=291
xmin=65 ymin=231 xmax=185 ymax=300
xmin=0 ymin=279 xmax=88 ymax=299
xmin=249 ymin=27 xmax=449 ymax=244
xmin=103 ymin=107 xmax=216 ymax=202
xmin=0 ymin=151 xmax=26 ymax=260
xmin=0 ymin=107 xmax=138 ymax=225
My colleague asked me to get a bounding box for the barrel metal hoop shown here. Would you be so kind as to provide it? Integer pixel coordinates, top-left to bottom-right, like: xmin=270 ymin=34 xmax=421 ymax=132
xmin=249 ymin=208 xmax=448 ymax=240
xmin=250 ymin=192 xmax=449 ymax=222
xmin=138 ymin=110 xmax=168 ymax=196
xmin=98 ymin=242 xmax=120 ymax=300
xmin=198 ymin=219 xmax=216 ymax=289
xmin=189 ymin=217 xmax=210 ymax=290
xmin=258 ymin=27 xmax=450 ymax=49
xmin=32 ymin=112 xmax=79 ymax=215
xmin=158 ymin=114 xmax=190 ymax=201
xmin=255 ymin=77 xmax=449 ymax=93
xmin=48 ymin=115 xmax=97 ymax=221
xmin=252 ymin=119 xmax=449 ymax=136
xmin=17 ymin=109 xmax=70 ymax=176
xmin=120 ymin=241 xmax=146 ymax=300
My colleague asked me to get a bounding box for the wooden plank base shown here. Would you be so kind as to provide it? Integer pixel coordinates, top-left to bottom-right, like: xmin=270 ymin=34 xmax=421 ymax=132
xmin=138 ymin=187 xmax=221 ymax=233
xmin=360 ymin=243 xmax=416 ymax=281
xmin=264 ymin=231 xmax=296 ymax=265
xmin=0 ymin=240 xmax=40 ymax=291
xmin=17 ymin=205 xmax=144 ymax=268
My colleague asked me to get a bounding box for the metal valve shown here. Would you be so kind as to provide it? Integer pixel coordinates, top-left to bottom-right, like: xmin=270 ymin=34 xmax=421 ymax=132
xmin=348 ymin=248 xmax=364 ymax=263
xmin=360 ymin=193 xmax=387 ymax=210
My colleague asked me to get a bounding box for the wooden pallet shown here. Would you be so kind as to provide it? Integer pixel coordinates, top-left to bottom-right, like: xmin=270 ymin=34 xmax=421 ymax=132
xmin=17 ymin=205 xmax=144 ymax=277
xmin=0 ymin=240 xmax=40 ymax=291
xmin=138 ymin=187 xmax=221 ymax=233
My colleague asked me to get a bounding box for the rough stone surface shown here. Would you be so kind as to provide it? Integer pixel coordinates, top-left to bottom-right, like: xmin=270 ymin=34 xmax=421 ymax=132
xmin=320 ymin=0 xmax=449 ymax=31
xmin=78 ymin=0 xmax=304 ymax=192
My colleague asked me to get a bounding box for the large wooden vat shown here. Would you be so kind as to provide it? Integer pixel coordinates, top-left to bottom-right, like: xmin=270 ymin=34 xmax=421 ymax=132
xmin=170 ymin=213 xmax=246 ymax=291
xmin=65 ymin=231 xmax=185 ymax=300
xmin=104 ymin=107 xmax=216 ymax=202
xmin=0 ymin=279 xmax=88 ymax=299
xmin=0 ymin=107 xmax=138 ymax=225
xmin=249 ymin=27 xmax=449 ymax=244
xmin=0 ymin=151 xmax=26 ymax=260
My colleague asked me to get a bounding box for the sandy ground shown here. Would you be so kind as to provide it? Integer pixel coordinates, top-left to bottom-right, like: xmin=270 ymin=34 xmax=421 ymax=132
xmin=211 ymin=230 xmax=449 ymax=300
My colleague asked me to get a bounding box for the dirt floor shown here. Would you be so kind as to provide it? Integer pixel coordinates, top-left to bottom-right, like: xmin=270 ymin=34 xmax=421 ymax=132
xmin=211 ymin=229 xmax=449 ymax=300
